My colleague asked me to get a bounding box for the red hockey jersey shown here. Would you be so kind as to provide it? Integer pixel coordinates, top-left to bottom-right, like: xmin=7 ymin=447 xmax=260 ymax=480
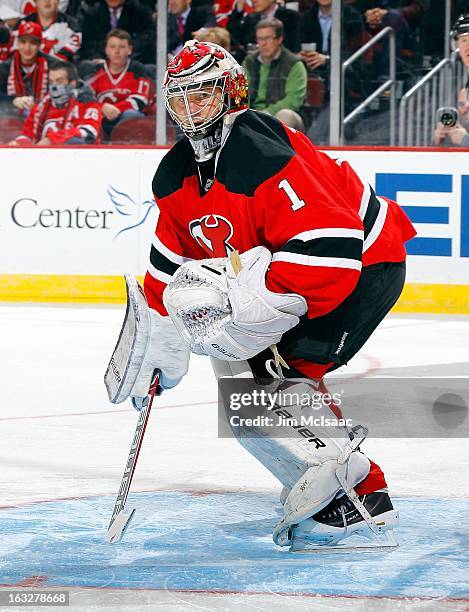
xmin=145 ymin=111 xmax=415 ymax=372
xmin=86 ymin=60 xmax=152 ymax=114
xmin=15 ymin=89 xmax=102 ymax=144
xmin=21 ymin=13 xmax=82 ymax=62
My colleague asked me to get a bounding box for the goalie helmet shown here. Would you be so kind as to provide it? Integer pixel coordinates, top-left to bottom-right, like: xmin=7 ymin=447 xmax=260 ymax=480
xmin=163 ymin=40 xmax=249 ymax=139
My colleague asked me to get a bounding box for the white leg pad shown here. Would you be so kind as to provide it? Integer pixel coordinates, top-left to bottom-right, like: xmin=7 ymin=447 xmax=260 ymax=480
xmin=273 ymin=450 xmax=370 ymax=546
xmin=212 ymin=358 xmax=372 ymax=545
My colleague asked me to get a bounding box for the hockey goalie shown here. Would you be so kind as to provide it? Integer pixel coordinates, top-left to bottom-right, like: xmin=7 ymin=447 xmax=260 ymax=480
xmin=104 ymin=40 xmax=416 ymax=551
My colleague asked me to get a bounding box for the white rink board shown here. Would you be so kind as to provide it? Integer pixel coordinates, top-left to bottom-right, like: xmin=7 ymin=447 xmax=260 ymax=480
xmin=0 ymin=148 xmax=162 ymax=276
xmin=0 ymin=147 xmax=468 ymax=284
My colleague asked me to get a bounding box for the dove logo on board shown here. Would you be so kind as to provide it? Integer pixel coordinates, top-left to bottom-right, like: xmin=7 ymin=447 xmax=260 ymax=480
xmin=106 ymin=185 xmax=156 ymax=238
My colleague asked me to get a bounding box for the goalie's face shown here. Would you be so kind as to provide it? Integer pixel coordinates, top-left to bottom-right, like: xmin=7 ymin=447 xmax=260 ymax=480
xmin=165 ymin=79 xmax=226 ymax=134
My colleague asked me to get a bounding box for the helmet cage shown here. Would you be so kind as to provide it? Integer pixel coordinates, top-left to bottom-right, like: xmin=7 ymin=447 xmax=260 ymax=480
xmin=163 ymin=41 xmax=248 ymax=137
xmin=164 ymin=75 xmax=229 ymax=136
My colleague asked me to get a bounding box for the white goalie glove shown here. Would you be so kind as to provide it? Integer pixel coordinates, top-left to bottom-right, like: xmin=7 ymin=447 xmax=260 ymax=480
xmin=104 ymin=274 xmax=190 ymax=409
xmin=162 ymin=246 xmax=307 ymax=361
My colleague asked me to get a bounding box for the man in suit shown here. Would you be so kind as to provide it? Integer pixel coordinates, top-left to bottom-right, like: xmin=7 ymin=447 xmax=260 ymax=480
xmin=80 ymin=0 xmax=155 ymax=64
xmin=168 ymin=0 xmax=217 ymax=55
xmin=228 ymin=0 xmax=300 ymax=59
xmin=299 ymin=0 xmax=364 ymax=72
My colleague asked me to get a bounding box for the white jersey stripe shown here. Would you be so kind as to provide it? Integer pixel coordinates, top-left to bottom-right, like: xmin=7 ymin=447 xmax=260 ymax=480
xmin=147 ymin=262 xmax=173 ymax=285
xmin=289 ymin=228 xmax=364 ymax=242
xmin=358 ymin=181 xmax=371 ymax=221
xmin=152 ymin=234 xmax=191 ymax=266
xmin=272 ymin=252 xmax=362 ymax=271
xmin=363 ymin=198 xmax=388 ymax=253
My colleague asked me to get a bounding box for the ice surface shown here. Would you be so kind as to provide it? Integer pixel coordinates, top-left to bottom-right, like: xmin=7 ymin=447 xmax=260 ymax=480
xmin=0 ymin=305 xmax=468 ymax=611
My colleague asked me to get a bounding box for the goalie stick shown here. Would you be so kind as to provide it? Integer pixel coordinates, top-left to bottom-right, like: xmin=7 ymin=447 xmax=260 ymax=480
xmin=106 ymin=372 xmax=159 ymax=544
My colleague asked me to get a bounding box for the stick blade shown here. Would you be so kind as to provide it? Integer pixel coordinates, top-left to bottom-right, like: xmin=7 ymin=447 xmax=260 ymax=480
xmin=106 ymin=509 xmax=136 ymax=544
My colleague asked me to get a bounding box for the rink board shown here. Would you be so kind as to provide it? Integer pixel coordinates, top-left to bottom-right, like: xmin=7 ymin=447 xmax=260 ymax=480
xmin=0 ymin=491 xmax=468 ymax=601
xmin=0 ymin=147 xmax=469 ymax=312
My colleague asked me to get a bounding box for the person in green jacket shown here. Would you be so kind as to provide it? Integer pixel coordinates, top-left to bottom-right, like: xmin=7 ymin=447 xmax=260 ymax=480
xmin=243 ymin=17 xmax=307 ymax=131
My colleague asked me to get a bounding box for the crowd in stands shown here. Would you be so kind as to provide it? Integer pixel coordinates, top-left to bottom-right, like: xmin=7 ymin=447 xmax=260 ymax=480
xmin=0 ymin=0 xmax=467 ymax=145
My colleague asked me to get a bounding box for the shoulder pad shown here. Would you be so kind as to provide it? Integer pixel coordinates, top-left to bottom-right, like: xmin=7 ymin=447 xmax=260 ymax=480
xmin=152 ymin=138 xmax=196 ymax=200
xmin=216 ymin=110 xmax=294 ymax=196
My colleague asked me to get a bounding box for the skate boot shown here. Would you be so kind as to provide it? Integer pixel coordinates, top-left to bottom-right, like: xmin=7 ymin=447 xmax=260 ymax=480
xmin=289 ymin=489 xmax=399 ymax=552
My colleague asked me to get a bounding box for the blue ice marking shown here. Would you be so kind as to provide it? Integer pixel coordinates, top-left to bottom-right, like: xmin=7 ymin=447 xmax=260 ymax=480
xmin=0 ymin=492 xmax=468 ymax=599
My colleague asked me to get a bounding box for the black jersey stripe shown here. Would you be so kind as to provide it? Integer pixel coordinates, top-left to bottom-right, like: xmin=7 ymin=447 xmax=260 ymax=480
xmin=150 ymin=245 xmax=180 ymax=277
xmin=279 ymin=236 xmax=363 ymax=262
xmin=363 ymin=188 xmax=381 ymax=240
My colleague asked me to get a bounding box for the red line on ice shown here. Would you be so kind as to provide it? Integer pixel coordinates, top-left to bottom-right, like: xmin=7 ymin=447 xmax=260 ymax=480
xmin=0 ymin=582 xmax=467 ymax=604
xmin=0 ymin=400 xmax=217 ymax=422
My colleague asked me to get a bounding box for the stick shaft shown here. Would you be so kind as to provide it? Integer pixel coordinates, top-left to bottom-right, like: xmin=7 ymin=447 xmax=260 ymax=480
xmin=107 ymin=373 xmax=159 ymax=529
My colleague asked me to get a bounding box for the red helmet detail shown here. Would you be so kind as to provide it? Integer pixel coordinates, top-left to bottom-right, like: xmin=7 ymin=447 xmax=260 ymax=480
xmin=163 ymin=40 xmax=248 ymax=136
xmin=166 ymin=43 xmax=225 ymax=79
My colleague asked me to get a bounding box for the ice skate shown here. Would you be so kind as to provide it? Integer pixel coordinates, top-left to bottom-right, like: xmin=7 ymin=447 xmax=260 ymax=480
xmin=289 ymin=489 xmax=399 ymax=553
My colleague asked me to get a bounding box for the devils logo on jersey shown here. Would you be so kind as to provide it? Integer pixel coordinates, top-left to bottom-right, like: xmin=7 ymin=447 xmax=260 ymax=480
xmin=189 ymin=214 xmax=234 ymax=257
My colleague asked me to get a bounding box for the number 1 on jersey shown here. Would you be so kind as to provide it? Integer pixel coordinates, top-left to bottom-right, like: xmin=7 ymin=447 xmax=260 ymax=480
xmin=278 ymin=179 xmax=306 ymax=211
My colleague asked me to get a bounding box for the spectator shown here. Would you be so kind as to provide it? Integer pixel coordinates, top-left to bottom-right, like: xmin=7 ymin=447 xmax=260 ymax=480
xmin=1 ymin=22 xmax=51 ymax=114
xmin=8 ymin=60 xmax=102 ymax=145
xmin=434 ymin=87 xmax=469 ymax=147
xmin=299 ymin=0 xmax=364 ymax=73
xmin=348 ymin=0 xmax=429 ymax=76
xmin=80 ymin=0 xmax=155 ymax=64
xmin=452 ymin=13 xmax=469 ymax=68
xmin=192 ymin=26 xmax=231 ymax=49
xmin=168 ymin=0 xmax=217 ymax=55
xmin=228 ymin=0 xmax=300 ymax=59
xmin=213 ymin=0 xmax=240 ymax=28
xmin=20 ymin=0 xmax=81 ymax=61
xmin=5 ymin=1 xmax=70 ymax=17
xmin=86 ymin=28 xmax=152 ymax=140
xmin=243 ymin=17 xmax=306 ymax=129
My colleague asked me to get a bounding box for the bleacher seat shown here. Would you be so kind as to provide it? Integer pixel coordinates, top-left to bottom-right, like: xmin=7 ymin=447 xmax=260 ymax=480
xmin=111 ymin=118 xmax=175 ymax=146
xmin=0 ymin=117 xmax=24 ymax=144
xmin=306 ymin=75 xmax=325 ymax=108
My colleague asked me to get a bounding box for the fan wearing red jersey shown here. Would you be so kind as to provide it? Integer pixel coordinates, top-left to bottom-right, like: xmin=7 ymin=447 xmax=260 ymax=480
xmin=105 ymin=41 xmax=416 ymax=551
xmin=20 ymin=0 xmax=82 ymax=62
xmin=8 ymin=60 xmax=102 ymax=145
xmin=86 ymin=28 xmax=152 ymax=140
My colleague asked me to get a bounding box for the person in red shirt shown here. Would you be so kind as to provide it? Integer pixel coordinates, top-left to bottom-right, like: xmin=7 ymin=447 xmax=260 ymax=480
xmin=86 ymin=28 xmax=152 ymax=140
xmin=9 ymin=60 xmax=102 ymax=145
xmin=4 ymin=21 xmax=50 ymax=114
xmin=20 ymin=0 xmax=82 ymax=62
xmin=106 ymin=41 xmax=416 ymax=552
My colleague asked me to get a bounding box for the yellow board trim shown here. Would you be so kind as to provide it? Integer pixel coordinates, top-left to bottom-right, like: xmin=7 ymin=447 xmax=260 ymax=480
xmin=0 ymin=274 xmax=468 ymax=313
xmin=0 ymin=274 xmax=141 ymax=304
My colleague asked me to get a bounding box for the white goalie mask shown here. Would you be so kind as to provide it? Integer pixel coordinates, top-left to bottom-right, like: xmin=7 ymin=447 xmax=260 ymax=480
xmin=163 ymin=40 xmax=249 ymax=139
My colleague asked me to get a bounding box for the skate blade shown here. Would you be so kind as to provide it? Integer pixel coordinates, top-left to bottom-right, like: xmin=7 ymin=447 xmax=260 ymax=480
xmin=289 ymin=529 xmax=399 ymax=553
xmin=106 ymin=508 xmax=136 ymax=544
